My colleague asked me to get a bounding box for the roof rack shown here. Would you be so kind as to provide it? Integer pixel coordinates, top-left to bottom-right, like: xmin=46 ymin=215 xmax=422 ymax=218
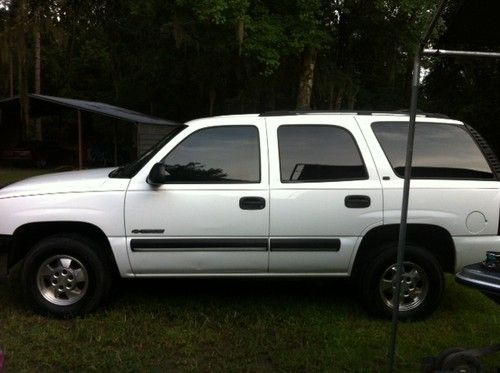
xmin=259 ymin=110 xmax=449 ymax=119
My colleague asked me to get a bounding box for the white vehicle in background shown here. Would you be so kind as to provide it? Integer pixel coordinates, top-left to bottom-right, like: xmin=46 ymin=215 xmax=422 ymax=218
xmin=0 ymin=110 xmax=499 ymax=319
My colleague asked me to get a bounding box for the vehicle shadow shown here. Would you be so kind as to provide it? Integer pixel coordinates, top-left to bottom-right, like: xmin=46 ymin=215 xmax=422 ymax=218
xmin=110 ymin=276 xmax=359 ymax=310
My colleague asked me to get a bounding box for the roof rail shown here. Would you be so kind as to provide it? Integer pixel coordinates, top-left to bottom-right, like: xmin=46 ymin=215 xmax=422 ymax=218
xmin=389 ymin=109 xmax=449 ymax=119
xmin=259 ymin=110 xmax=449 ymax=119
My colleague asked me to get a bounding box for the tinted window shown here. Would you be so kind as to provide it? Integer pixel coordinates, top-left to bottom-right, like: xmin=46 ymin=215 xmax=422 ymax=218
xmin=278 ymin=125 xmax=368 ymax=182
xmin=110 ymin=126 xmax=185 ymax=178
xmin=162 ymin=126 xmax=260 ymax=183
xmin=372 ymin=122 xmax=494 ymax=180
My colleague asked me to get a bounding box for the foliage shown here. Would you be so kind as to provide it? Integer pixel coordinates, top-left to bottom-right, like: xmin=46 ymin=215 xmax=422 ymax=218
xmin=166 ymin=162 xmax=228 ymax=181
xmin=422 ymin=1 xmax=500 ymax=154
xmin=0 ymin=0 xmax=498 ymax=152
xmin=0 ymin=0 xmax=437 ymax=116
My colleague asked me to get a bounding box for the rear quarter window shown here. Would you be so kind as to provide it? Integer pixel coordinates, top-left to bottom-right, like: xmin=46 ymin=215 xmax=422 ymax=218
xmin=372 ymin=122 xmax=495 ymax=180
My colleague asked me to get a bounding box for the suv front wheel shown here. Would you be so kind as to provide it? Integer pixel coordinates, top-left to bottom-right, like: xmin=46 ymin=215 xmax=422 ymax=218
xmin=21 ymin=234 xmax=111 ymax=317
xmin=360 ymin=244 xmax=444 ymax=320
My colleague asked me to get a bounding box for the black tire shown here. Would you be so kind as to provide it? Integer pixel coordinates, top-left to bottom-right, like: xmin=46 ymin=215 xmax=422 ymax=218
xmin=442 ymin=351 xmax=482 ymax=372
xmin=21 ymin=234 xmax=111 ymax=317
xmin=360 ymin=244 xmax=444 ymax=320
xmin=434 ymin=348 xmax=466 ymax=369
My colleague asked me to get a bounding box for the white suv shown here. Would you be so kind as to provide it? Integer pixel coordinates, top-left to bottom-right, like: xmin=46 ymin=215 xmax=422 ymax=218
xmin=1 ymin=111 xmax=499 ymax=319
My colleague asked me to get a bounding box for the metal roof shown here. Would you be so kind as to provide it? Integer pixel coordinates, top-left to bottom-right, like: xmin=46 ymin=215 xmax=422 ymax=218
xmin=0 ymin=94 xmax=180 ymax=126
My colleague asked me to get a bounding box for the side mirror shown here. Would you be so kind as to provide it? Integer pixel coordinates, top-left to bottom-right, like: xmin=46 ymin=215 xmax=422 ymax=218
xmin=147 ymin=163 xmax=170 ymax=186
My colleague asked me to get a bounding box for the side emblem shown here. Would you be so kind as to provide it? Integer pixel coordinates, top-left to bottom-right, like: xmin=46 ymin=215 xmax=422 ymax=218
xmin=131 ymin=229 xmax=165 ymax=234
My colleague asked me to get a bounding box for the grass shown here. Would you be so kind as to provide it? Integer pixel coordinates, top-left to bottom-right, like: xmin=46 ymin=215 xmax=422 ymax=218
xmin=1 ymin=278 xmax=499 ymax=371
xmin=0 ymin=168 xmax=499 ymax=372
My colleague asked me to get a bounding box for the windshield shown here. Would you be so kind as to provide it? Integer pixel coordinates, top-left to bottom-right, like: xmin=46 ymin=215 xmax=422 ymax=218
xmin=109 ymin=125 xmax=186 ymax=178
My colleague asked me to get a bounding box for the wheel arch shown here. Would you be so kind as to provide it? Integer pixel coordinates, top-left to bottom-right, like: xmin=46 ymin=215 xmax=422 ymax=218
xmin=352 ymin=223 xmax=455 ymax=278
xmin=10 ymin=221 xmax=119 ymax=277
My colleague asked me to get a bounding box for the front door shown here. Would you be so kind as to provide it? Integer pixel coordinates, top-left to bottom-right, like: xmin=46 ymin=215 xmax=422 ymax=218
xmin=125 ymin=120 xmax=269 ymax=275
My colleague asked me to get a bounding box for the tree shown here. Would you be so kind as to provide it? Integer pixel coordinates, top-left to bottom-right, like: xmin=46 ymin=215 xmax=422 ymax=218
xmin=422 ymin=0 xmax=500 ymax=154
xmin=0 ymin=0 xmax=484 ymax=139
xmin=0 ymin=0 xmax=66 ymax=138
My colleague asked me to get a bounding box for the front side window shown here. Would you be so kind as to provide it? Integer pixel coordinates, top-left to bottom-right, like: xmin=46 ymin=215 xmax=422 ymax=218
xmin=278 ymin=125 xmax=368 ymax=182
xmin=372 ymin=122 xmax=494 ymax=180
xmin=109 ymin=126 xmax=185 ymax=178
xmin=162 ymin=126 xmax=260 ymax=183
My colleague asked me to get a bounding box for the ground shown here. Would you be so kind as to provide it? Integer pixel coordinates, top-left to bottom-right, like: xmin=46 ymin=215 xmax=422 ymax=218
xmin=0 ymin=168 xmax=499 ymax=371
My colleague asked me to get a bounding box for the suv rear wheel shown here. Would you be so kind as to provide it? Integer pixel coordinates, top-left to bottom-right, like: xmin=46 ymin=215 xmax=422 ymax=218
xmin=21 ymin=235 xmax=110 ymax=317
xmin=360 ymin=244 xmax=444 ymax=320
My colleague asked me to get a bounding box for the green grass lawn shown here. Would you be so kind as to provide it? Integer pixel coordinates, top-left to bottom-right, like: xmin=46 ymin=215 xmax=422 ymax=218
xmin=1 ymin=278 xmax=499 ymax=371
xmin=0 ymin=168 xmax=499 ymax=372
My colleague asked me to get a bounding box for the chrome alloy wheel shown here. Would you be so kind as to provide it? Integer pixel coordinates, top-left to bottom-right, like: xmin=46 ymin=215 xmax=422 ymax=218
xmin=36 ymin=255 xmax=89 ymax=306
xmin=379 ymin=261 xmax=429 ymax=312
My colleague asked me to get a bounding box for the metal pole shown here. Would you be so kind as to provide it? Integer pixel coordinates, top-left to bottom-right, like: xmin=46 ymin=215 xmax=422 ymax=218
xmin=424 ymin=48 xmax=500 ymax=58
xmin=388 ymin=1 xmax=448 ymax=371
xmin=388 ymin=49 xmax=422 ymax=372
xmin=387 ymin=0 xmax=500 ymax=370
xmin=77 ymin=110 xmax=83 ymax=170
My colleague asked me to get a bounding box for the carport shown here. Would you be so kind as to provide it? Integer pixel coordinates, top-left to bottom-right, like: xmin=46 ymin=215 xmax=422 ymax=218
xmin=0 ymin=94 xmax=180 ymax=169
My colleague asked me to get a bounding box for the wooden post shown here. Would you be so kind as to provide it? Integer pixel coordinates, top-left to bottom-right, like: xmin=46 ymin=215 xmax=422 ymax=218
xmin=77 ymin=110 xmax=83 ymax=169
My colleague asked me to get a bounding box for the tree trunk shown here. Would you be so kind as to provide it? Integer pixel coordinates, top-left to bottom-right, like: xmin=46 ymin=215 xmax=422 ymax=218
xmin=18 ymin=0 xmax=29 ymax=140
xmin=328 ymin=86 xmax=334 ymax=110
xmin=347 ymin=86 xmax=359 ymax=110
xmin=9 ymin=51 xmax=14 ymax=97
xmin=334 ymin=85 xmax=344 ymax=110
xmin=18 ymin=40 xmax=29 ymax=141
xmin=296 ymin=47 xmax=318 ymax=110
xmin=237 ymin=18 xmax=244 ymax=56
xmin=208 ymin=87 xmax=216 ymax=116
xmin=34 ymin=26 xmax=41 ymax=94
xmin=34 ymin=14 xmax=42 ymax=140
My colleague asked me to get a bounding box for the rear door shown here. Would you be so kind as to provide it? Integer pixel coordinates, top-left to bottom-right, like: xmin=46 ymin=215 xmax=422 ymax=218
xmin=265 ymin=115 xmax=383 ymax=274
